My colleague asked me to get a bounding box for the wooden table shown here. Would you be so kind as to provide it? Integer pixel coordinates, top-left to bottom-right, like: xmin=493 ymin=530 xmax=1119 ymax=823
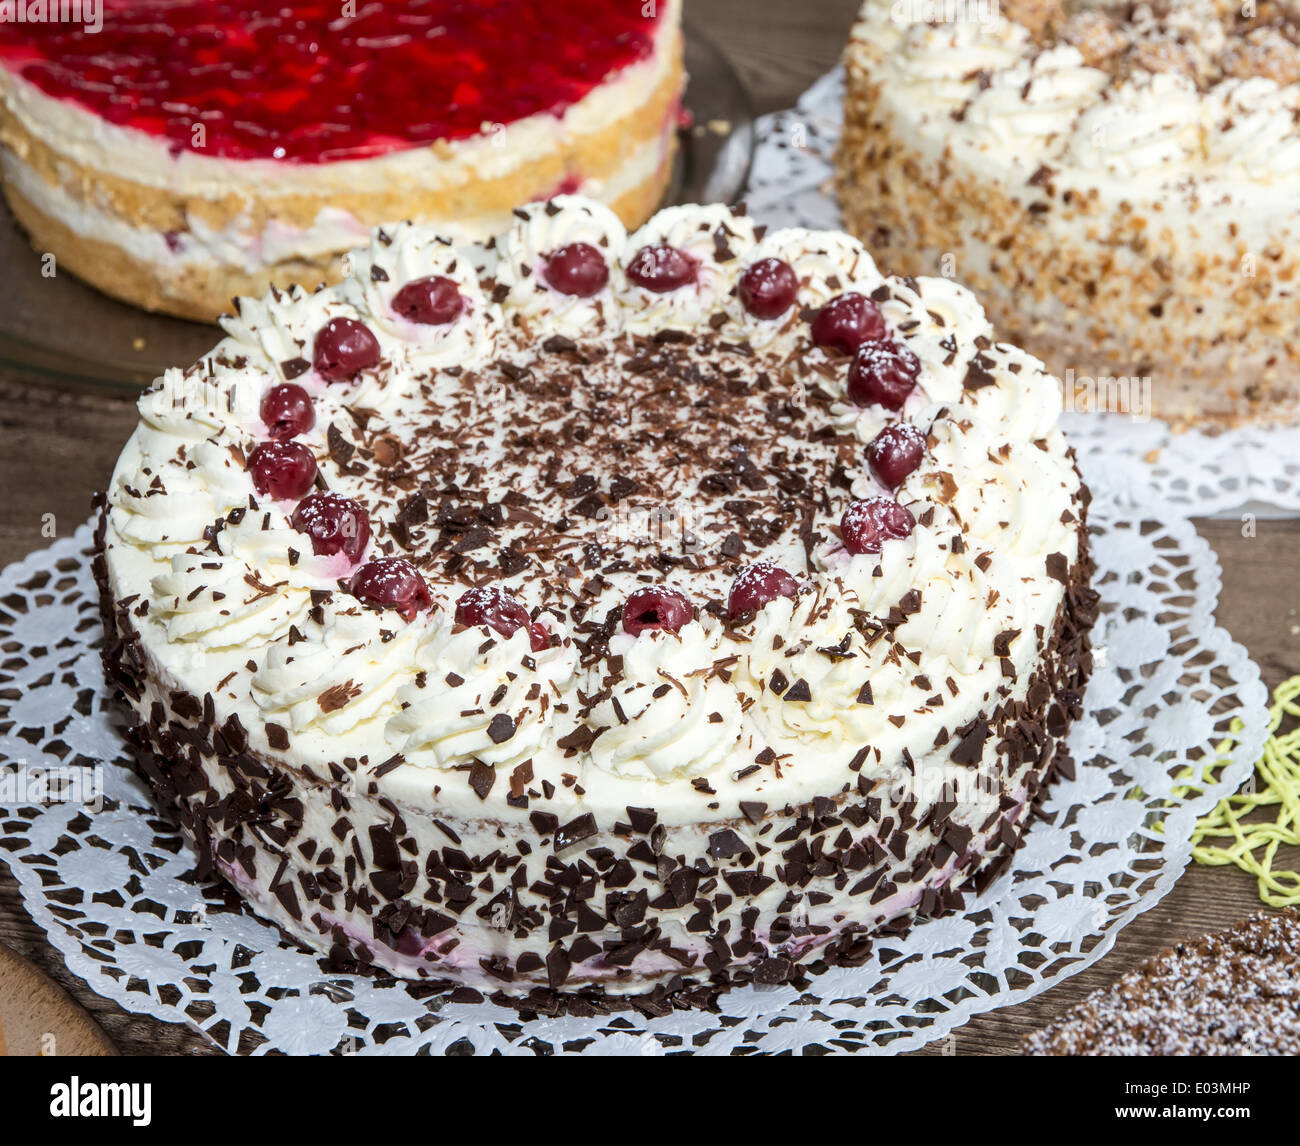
xmin=1 ymin=0 xmax=1297 ymax=1056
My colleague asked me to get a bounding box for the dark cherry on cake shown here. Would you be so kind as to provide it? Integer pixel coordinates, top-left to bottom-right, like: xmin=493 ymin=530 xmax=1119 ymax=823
xmin=247 ymin=441 xmax=317 ymax=500
xmin=260 ymin=383 xmax=315 ymax=440
xmin=841 ymin=496 xmax=916 ymax=555
xmin=626 ymin=243 xmax=697 ymax=292
xmin=811 ymin=292 xmax=885 ymax=354
xmin=391 ymin=276 xmax=464 ymax=325
xmin=314 ymin=318 xmax=381 ymax=381
xmin=350 ymin=557 xmax=432 ymax=620
xmin=455 ymin=586 xmax=548 ymax=651
xmin=544 ymin=243 xmax=609 ymax=297
xmin=291 ymin=491 xmax=371 ymax=562
xmin=867 ymin=423 xmax=925 ymax=488
xmin=738 ymin=258 xmax=798 ymax=319
xmin=848 ymin=340 xmax=920 ymax=410
xmin=728 ymin=562 xmax=799 ymax=618
xmin=623 ymin=586 xmax=693 ymax=635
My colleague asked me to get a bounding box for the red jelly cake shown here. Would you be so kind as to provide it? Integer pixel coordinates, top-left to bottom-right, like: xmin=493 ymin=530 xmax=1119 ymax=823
xmin=0 ymin=0 xmax=684 ymax=320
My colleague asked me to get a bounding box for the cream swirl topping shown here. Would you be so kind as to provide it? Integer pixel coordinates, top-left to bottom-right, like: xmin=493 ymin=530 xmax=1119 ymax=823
xmin=1206 ymin=77 xmax=1300 ymax=180
xmin=854 ymin=0 xmax=1300 ymax=192
xmin=887 ymin=18 xmax=1031 ymax=110
xmin=617 ymin=203 xmax=759 ymax=334
xmin=251 ymin=603 xmax=430 ymax=737
xmin=493 ymin=194 xmax=628 ymax=338
xmin=957 ymin=343 xmax=1065 ymax=442
xmin=386 ymin=621 xmax=576 ymax=772
xmin=343 ymin=222 xmax=502 ymax=370
xmin=151 ymin=547 xmax=312 ymax=650
xmin=1067 ymin=71 xmax=1202 ymax=177
xmin=585 ymin=620 xmax=742 ymax=781
xmin=110 ymin=437 xmax=250 ymax=550
xmin=728 ymin=227 xmax=882 ymax=350
xmin=218 ymin=286 xmax=412 ymax=417
xmin=965 ymin=46 xmax=1109 ymax=155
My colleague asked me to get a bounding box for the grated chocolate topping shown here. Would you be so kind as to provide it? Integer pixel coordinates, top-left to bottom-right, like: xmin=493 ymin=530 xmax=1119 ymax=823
xmin=321 ymin=332 xmax=855 ymax=619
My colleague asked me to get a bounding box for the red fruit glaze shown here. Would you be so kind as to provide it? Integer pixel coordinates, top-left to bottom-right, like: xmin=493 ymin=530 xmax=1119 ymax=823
xmin=626 ymin=243 xmax=697 ymax=293
xmin=246 ymin=441 xmax=317 ymax=500
xmin=847 ymin=340 xmax=921 ymax=410
xmin=840 ymin=497 xmax=916 ymax=555
xmin=260 ymin=383 xmax=315 ymax=440
xmin=867 ymin=423 xmax=926 ymax=488
xmin=349 ymin=557 xmax=432 ymax=621
xmin=455 ymin=586 xmax=547 ymax=652
xmin=810 ymin=292 xmax=886 ymax=354
xmin=0 ymin=2 xmax=665 ymax=163
xmin=313 ymin=317 xmax=380 ymax=381
xmin=727 ymin=562 xmax=799 ymax=618
xmin=623 ymin=586 xmax=692 ymax=635
xmin=737 ymin=257 xmax=798 ymax=319
xmin=391 ymin=276 xmax=464 ymax=326
xmin=543 ymin=243 xmax=609 ymax=297
xmin=290 ymin=491 xmax=371 ymax=563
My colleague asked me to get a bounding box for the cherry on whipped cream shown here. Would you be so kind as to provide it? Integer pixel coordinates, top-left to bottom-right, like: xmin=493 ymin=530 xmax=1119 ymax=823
xmin=847 ymin=339 xmax=920 ymax=410
xmin=626 ymin=243 xmax=697 ymax=293
xmin=841 ymin=496 xmax=916 ymax=555
xmin=260 ymin=383 xmax=315 ymax=440
xmin=737 ymin=257 xmax=798 ymax=319
xmin=313 ymin=317 xmax=381 ymax=382
xmin=391 ymin=276 xmax=465 ymax=326
xmin=867 ymin=423 xmax=926 ymax=489
xmin=290 ymin=491 xmax=371 ymax=563
xmin=349 ymin=557 xmax=432 ymax=621
xmin=455 ymin=586 xmax=548 ymax=652
xmin=727 ymin=562 xmax=799 ymax=619
xmin=247 ymin=441 xmax=317 ymax=500
xmin=542 ymin=243 xmax=609 ymax=297
xmin=810 ymin=292 xmax=886 ymax=354
xmin=623 ymin=586 xmax=692 ymax=635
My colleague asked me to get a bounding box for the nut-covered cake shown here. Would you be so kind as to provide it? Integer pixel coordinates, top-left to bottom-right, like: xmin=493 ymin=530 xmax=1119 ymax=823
xmin=0 ymin=0 xmax=682 ymax=320
xmin=96 ymin=195 xmax=1097 ymax=1003
xmin=837 ymin=0 xmax=1300 ymax=428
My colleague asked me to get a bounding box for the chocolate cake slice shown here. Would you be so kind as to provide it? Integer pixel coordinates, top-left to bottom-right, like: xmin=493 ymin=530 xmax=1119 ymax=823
xmin=1024 ymin=909 xmax=1300 ymax=1055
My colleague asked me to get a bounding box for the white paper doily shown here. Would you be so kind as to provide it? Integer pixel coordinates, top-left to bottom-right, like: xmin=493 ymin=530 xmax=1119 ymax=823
xmin=0 ymin=465 xmax=1266 ymax=1053
xmin=748 ymin=68 xmax=1300 ymax=520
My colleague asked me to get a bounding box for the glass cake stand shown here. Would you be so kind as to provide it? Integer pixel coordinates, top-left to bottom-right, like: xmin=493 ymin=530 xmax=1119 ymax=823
xmin=0 ymin=28 xmax=755 ymax=394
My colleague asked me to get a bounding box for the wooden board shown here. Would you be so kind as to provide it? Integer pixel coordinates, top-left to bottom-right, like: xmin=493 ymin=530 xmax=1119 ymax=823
xmin=0 ymin=943 xmax=116 ymax=1056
